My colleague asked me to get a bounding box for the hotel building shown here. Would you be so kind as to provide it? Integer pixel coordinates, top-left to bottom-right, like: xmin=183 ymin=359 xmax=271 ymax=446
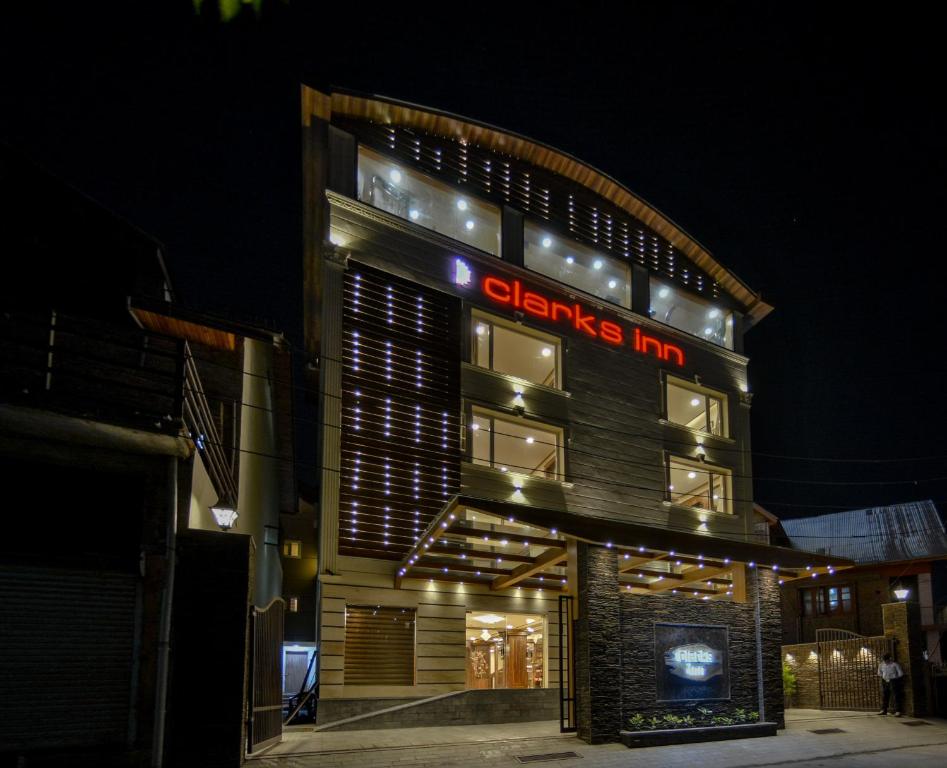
xmin=299 ymin=87 xmax=846 ymax=742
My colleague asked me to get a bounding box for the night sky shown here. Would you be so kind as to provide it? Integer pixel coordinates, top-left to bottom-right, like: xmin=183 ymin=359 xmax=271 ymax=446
xmin=3 ymin=2 xmax=945 ymax=518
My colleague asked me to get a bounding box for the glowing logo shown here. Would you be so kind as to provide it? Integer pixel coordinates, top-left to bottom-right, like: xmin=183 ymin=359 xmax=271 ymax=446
xmin=664 ymin=643 xmax=722 ymax=682
xmin=479 ymin=273 xmax=685 ymax=366
xmin=453 ymin=258 xmax=472 ymax=287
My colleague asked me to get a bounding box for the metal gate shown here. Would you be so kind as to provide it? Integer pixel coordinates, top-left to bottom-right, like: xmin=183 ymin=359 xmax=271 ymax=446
xmin=247 ymin=598 xmax=285 ymax=753
xmin=557 ymin=595 xmax=576 ymax=732
xmin=816 ymin=629 xmax=894 ymax=710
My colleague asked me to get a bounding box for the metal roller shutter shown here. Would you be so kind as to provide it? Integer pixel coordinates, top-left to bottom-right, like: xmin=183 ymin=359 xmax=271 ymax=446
xmin=0 ymin=565 xmax=137 ymax=750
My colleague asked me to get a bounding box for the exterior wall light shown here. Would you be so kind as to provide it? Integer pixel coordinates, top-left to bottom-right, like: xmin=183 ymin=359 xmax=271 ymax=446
xmin=893 ymin=586 xmax=910 ymax=601
xmin=211 ymin=495 xmax=238 ymax=531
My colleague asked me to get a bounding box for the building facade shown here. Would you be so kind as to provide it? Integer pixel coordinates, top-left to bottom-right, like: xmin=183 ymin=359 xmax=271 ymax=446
xmin=779 ymin=502 xmax=947 ymax=663
xmin=301 ymin=87 xmax=845 ymax=742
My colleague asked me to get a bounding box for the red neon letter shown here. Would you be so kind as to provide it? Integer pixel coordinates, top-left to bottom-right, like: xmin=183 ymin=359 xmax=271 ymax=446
xmin=512 ymin=280 xmax=522 ymax=308
xmin=663 ymin=343 xmax=685 ymax=367
xmin=641 ymin=334 xmax=663 ymax=357
xmin=633 ymin=327 xmax=641 ymax=352
xmin=483 ymin=276 xmax=512 ymax=304
xmin=522 ymin=291 xmax=550 ymax=319
xmin=599 ymin=320 xmax=623 ymax=345
xmin=573 ymin=304 xmax=598 ymax=337
xmin=551 ymin=302 xmax=573 ymax=323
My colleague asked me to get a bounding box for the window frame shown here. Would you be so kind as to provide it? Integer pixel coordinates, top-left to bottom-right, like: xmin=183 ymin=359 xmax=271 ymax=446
xmin=356 ymin=144 xmax=502 ymax=257
xmin=663 ymin=374 xmax=729 ymax=438
xmin=522 ymin=219 xmax=633 ymax=311
xmin=466 ymin=404 xmax=566 ymax=482
xmin=799 ymin=584 xmax=854 ymax=617
xmin=665 ymin=454 xmax=734 ymax=515
xmin=470 ymin=308 xmax=563 ymax=390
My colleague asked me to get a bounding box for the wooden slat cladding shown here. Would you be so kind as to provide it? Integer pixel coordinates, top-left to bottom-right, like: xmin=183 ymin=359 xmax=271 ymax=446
xmin=344 ymin=606 xmax=416 ymax=686
xmin=339 ymin=262 xmax=462 ymax=558
xmin=335 ymin=117 xmax=723 ymax=304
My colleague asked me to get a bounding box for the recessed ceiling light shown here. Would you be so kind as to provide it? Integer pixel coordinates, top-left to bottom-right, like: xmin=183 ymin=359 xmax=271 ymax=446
xmin=409 ymin=208 xmax=420 ymax=220
xmin=525 ymin=436 xmax=534 ymax=444
xmin=687 ymin=471 xmax=697 ymax=479
xmin=542 ymin=236 xmax=552 ymax=248
xmin=592 ymin=259 xmax=603 ymax=270
xmin=389 ymin=169 xmax=402 ymax=184
xmin=565 ymin=256 xmax=574 ymax=264
xmin=465 ymin=220 xmax=475 ymax=231
xmin=690 ymin=398 xmax=701 ymax=407
xmin=457 ymin=199 xmax=468 ymax=211
xmin=541 ymin=347 xmax=552 ymax=357
xmin=608 ymin=279 xmax=617 ymax=289
xmin=658 ymin=287 xmax=670 ymax=299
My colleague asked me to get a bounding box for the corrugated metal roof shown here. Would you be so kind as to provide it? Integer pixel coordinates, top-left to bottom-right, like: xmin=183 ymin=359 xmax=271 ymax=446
xmin=782 ymin=500 xmax=947 ymax=563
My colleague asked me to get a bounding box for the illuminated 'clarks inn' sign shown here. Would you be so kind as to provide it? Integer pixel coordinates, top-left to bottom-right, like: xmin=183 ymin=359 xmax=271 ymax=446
xmin=453 ymin=258 xmax=686 ymax=367
xmin=654 ymin=623 xmax=730 ymax=701
xmin=664 ymin=643 xmax=723 ymax=683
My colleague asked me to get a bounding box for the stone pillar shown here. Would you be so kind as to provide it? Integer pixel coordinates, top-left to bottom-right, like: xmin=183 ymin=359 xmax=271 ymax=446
xmin=883 ymin=601 xmax=926 ymax=716
xmin=755 ymin=568 xmax=785 ymax=727
xmin=574 ymin=543 xmax=621 ymax=744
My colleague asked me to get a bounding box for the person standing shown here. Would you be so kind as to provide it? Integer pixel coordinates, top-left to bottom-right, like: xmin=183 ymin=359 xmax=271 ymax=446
xmin=877 ymin=652 xmax=905 ymax=716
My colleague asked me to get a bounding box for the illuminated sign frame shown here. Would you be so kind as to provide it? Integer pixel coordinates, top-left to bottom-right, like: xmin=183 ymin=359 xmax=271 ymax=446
xmin=654 ymin=622 xmax=730 ymax=701
xmin=454 ymin=258 xmax=686 ymax=367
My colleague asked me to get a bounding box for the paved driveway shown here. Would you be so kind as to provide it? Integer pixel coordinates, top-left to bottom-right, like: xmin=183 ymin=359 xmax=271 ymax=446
xmin=250 ymin=710 xmax=947 ymax=768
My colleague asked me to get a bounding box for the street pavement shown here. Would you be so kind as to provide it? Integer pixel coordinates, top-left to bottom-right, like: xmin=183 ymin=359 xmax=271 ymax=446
xmin=249 ymin=709 xmax=947 ymax=768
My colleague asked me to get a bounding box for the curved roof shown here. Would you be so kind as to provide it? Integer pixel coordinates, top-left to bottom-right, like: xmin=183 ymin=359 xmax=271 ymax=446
xmin=302 ymin=85 xmax=773 ymax=325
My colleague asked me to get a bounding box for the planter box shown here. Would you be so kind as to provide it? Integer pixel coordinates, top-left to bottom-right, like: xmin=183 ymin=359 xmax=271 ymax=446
xmin=620 ymin=721 xmax=777 ymax=748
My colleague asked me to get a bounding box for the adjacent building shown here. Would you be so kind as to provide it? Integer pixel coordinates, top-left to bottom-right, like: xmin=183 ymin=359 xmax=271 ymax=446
xmin=780 ymin=501 xmax=947 ymax=663
xmin=300 ymin=88 xmax=848 ymax=742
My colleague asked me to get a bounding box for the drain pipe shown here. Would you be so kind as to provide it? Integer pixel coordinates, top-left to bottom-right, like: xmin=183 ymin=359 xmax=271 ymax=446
xmin=151 ymin=456 xmax=178 ymax=768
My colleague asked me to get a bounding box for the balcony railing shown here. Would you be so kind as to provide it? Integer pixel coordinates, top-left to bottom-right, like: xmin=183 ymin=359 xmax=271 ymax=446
xmin=182 ymin=345 xmax=238 ymax=504
xmin=1 ymin=309 xmax=185 ymax=433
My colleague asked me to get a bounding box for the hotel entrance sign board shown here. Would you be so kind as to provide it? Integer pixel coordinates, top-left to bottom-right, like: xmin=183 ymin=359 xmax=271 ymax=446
xmin=654 ymin=623 xmax=730 ymax=701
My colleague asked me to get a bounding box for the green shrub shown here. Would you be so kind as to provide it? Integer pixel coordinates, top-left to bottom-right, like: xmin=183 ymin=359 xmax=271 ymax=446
xmin=783 ymin=661 xmax=798 ymax=697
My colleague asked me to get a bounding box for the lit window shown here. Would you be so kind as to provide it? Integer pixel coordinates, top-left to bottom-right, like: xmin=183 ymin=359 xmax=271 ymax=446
xmin=471 ymin=311 xmax=561 ymax=388
xmin=282 ymin=539 xmax=302 ymax=558
xmin=800 ymin=585 xmax=853 ymax=616
xmin=665 ymin=376 xmax=727 ymax=437
xmin=357 ymin=146 xmax=501 ymax=256
xmin=667 ymin=457 xmax=732 ymax=514
xmin=466 ymin=612 xmax=545 ymax=689
xmin=470 ymin=407 xmax=562 ymax=481
xmin=650 ymin=278 xmax=733 ymax=349
xmin=288 ymin=597 xmax=299 ymax=613
xmin=524 ymin=221 xmax=631 ymax=309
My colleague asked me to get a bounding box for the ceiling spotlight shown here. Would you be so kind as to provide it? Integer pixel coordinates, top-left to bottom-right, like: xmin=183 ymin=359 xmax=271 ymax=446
xmin=457 ymin=199 xmax=468 ymax=211
xmin=389 ymin=169 xmax=402 ymax=184
xmin=565 ymin=256 xmax=574 ymax=264
xmin=525 ymin=436 xmax=534 ymax=444
xmin=592 ymin=259 xmax=603 ymax=270
xmin=608 ymin=279 xmax=617 ymax=289
xmin=465 ymin=220 xmax=475 ymax=231
xmin=687 ymin=471 xmax=697 ymax=479
xmin=409 ymin=208 xmax=420 ymax=220
xmin=690 ymin=398 xmax=701 ymax=407
xmin=541 ymin=347 xmax=552 ymax=357
xmin=658 ymin=287 xmax=670 ymax=299
xmin=542 ymin=236 xmax=552 ymax=248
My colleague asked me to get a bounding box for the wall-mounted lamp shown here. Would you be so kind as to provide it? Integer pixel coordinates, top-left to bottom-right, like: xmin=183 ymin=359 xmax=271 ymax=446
xmin=696 ymin=442 xmax=706 ymax=460
xmin=211 ymin=494 xmax=238 ymax=531
xmin=893 ymin=586 xmax=910 ymax=601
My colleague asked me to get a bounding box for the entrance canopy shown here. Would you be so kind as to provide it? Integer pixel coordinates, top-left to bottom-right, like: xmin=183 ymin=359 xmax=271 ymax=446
xmin=395 ymin=495 xmax=853 ymax=600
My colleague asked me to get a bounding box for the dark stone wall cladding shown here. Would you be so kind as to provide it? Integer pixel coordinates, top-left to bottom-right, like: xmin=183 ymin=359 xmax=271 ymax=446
xmin=317 ymin=689 xmax=560 ymax=731
xmin=577 ymin=546 xmax=784 ymax=743
xmin=621 ymin=568 xmax=784 ymax=729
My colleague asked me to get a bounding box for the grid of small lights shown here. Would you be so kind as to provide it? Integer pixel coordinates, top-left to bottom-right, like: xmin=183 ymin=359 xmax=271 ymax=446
xmin=338 ymin=118 xmax=721 ymax=300
xmin=339 ymin=263 xmax=462 ymax=559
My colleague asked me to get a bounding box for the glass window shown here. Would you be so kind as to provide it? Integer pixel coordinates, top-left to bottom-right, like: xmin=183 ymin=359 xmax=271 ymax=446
xmin=357 ymin=146 xmax=501 ymax=256
xmin=466 ymin=612 xmax=545 ymax=689
xmin=799 ymin=586 xmax=854 ymax=616
xmin=665 ymin=377 xmax=727 ymax=436
xmin=471 ymin=311 xmax=561 ymax=388
xmin=523 ymin=221 xmax=631 ymax=309
xmin=470 ymin=407 xmax=562 ymax=480
xmin=344 ymin=606 xmax=416 ymax=686
xmin=650 ymin=278 xmax=733 ymax=349
xmin=667 ymin=457 xmax=732 ymax=513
